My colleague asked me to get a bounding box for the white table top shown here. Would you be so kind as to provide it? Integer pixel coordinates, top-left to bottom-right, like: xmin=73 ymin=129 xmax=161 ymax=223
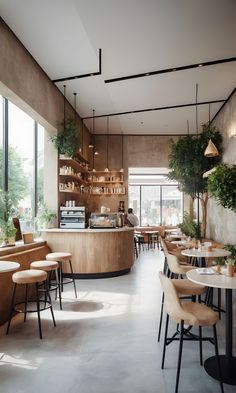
xmin=171 ymin=240 xmax=192 ymax=247
xmin=0 ymin=261 xmax=20 ymax=273
xmin=164 ymin=228 xmax=178 ymax=233
xmin=181 ymin=248 xmax=231 ymax=259
xmin=187 ymin=268 xmax=236 ymax=290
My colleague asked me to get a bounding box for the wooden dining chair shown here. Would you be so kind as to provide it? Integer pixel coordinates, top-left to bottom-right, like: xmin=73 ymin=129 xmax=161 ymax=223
xmin=158 ymin=271 xmax=224 ymax=393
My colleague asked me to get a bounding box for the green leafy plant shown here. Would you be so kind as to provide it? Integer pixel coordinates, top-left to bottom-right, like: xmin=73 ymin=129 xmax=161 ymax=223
xmin=224 ymin=244 xmax=236 ymax=265
xmin=50 ymin=118 xmax=80 ymax=157
xmin=207 ymin=163 xmax=236 ymax=212
xmin=36 ymin=203 xmax=57 ymax=229
xmin=179 ymin=212 xmax=200 ymax=239
xmin=168 ymin=123 xmax=222 ymax=237
xmin=0 ymin=192 xmax=17 ymax=244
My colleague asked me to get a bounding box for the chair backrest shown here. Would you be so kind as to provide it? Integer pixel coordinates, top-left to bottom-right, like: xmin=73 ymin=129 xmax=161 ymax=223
xmin=158 ymin=271 xmax=195 ymax=323
xmin=166 ymin=252 xmax=183 ymax=275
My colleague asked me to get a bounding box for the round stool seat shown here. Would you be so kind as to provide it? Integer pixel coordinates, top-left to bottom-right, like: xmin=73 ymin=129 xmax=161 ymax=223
xmin=46 ymin=252 xmax=72 ymax=263
xmin=31 ymin=260 xmax=58 ymax=272
xmin=13 ymin=269 xmax=47 ymax=285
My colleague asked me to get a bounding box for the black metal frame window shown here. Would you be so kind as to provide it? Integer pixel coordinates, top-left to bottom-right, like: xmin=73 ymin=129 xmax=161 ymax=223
xmin=129 ymin=176 xmax=183 ymax=226
xmin=1 ymin=95 xmax=43 ymax=229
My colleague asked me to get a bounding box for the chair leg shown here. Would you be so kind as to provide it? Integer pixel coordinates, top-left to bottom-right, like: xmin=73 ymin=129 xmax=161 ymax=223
xmin=6 ymin=283 xmax=17 ymax=335
xmin=45 ymin=279 xmax=56 ymax=327
xmin=55 ymin=268 xmax=62 ymax=310
xmin=158 ymin=292 xmax=164 ymax=342
xmin=213 ymin=324 xmax=224 ymax=393
xmin=35 ymin=282 xmax=43 ymax=339
xmin=59 ymin=262 xmax=63 ymax=292
xmin=24 ymin=284 xmax=28 ymax=322
xmin=175 ymin=320 xmax=184 ymax=393
xmin=69 ymin=260 xmax=77 ymax=299
xmin=161 ymin=313 xmax=169 ymax=369
xmin=199 ymin=326 xmax=203 ymax=365
xmin=218 ymin=288 xmax=222 ymax=319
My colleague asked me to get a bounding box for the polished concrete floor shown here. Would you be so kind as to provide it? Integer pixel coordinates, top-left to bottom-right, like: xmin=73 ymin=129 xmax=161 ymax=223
xmin=0 ymin=248 xmax=235 ymax=393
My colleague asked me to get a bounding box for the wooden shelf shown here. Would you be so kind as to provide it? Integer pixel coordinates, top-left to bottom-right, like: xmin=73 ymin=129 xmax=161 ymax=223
xmin=59 ymin=157 xmax=88 ymax=173
xmin=59 ymin=174 xmax=89 ymax=185
xmin=92 ymin=193 xmax=126 ymax=196
xmin=91 ymin=180 xmax=123 ymax=184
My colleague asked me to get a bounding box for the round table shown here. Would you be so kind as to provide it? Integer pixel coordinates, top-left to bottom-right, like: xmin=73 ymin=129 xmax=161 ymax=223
xmin=144 ymin=231 xmax=159 ymax=249
xmin=0 ymin=261 xmax=20 ymax=359
xmin=181 ymin=248 xmax=231 ymax=267
xmin=171 ymin=240 xmax=192 ymax=247
xmin=187 ymin=268 xmax=236 ymax=385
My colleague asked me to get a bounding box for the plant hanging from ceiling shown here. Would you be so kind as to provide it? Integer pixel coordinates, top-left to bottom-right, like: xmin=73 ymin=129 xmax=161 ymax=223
xmin=168 ymin=123 xmax=222 ymax=238
xmin=207 ymin=163 xmax=236 ymax=212
xmin=50 ymin=118 xmax=80 ymax=158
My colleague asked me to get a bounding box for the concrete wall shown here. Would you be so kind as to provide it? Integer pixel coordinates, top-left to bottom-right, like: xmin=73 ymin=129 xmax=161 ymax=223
xmin=0 ymin=18 xmax=90 ymax=212
xmin=207 ymin=90 xmax=236 ymax=244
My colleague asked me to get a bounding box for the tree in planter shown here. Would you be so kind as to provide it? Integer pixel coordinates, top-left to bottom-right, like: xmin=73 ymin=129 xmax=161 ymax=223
xmin=50 ymin=118 xmax=80 ymax=157
xmin=168 ymin=124 xmax=222 ymax=238
xmin=207 ymin=163 xmax=236 ymax=212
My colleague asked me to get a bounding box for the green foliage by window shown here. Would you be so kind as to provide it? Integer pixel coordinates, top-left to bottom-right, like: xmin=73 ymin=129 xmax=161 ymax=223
xmin=0 ymin=192 xmax=17 ymax=241
xmin=50 ymin=118 xmax=80 ymax=157
xmin=207 ymin=163 xmax=236 ymax=212
xmin=168 ymin=124 xmax=222 ymax=198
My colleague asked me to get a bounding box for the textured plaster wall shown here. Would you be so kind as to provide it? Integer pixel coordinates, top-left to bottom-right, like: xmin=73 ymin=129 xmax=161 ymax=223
xmin=0 ymin=19 xmax=90 ymax=212
xmin=206 ymin=90 xmax=236 ymax=244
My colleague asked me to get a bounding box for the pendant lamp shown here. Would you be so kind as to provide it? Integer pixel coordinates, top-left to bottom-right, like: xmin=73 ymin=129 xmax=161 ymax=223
xmin=73 ymin=92 xmax=82 ymax=153
xmin=88 ymin=109 xmax=95 ymax=148
xmin=204 ymin=104 xmax=219 ymax=157
xmin=120 ymin=132 xmax=124 ymax=172
xmin=105 ymin=116 xmax=109 ymax=172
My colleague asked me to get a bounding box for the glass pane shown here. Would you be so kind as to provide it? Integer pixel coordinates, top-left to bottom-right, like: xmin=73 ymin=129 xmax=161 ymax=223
xmin=141 ymin=186 xmax=160 ymax=226
xmin=129 ymin=185 xmax=140 ymax=218
xmin=8 ymin=101 xmax=34 ymax=232
xmin=0 ymin=95 xmax=3 ymax=192
xmin=162 ymin=185 xmax=183 ymax=225
xmin=37 ymin=123 xmax=44 ymax=207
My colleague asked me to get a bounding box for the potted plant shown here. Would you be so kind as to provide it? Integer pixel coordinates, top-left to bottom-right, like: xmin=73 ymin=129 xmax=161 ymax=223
xmin=168 ymin=123 xmax=222 ymax=238
xmin=0 ymin=192 xmax=17 ymax=246
xmin=50 ymin=118 xmax=80 ymax=158
xmin=36 ymin=203 xmax=57 ymax=229
xmin=179 ymin=212 xmax=199 ymax=239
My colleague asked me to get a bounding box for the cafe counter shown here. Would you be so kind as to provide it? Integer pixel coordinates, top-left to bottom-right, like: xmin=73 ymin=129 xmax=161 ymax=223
xmin=42 ymin=227 xmax=134 ymax=278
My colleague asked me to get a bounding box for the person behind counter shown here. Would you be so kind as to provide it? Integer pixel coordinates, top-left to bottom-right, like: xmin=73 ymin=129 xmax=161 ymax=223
xmin=127 ymin=208 xmax=139 ymax=227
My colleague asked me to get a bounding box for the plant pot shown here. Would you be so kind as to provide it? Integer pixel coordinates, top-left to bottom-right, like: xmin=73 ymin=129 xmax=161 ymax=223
xmin=227 ymin=264 xmax=234 ymax=277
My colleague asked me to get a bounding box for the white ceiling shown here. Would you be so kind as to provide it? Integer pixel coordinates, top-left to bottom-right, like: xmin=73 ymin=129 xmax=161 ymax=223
xmin=1 ymin=0 xmax=236 ymax=135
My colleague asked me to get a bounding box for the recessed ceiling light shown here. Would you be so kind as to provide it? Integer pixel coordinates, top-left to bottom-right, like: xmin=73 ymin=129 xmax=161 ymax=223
xmin=198 ymin=64 xmax=203 ymax=67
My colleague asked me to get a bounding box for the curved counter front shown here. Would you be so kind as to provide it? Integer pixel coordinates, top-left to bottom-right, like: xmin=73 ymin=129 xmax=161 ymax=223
xmin=42 ymin=227 xmax=134 ymax=278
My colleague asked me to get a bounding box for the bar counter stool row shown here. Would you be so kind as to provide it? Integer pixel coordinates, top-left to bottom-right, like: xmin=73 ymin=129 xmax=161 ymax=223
xmin=5 ymin=251 xmax=77 ymax=339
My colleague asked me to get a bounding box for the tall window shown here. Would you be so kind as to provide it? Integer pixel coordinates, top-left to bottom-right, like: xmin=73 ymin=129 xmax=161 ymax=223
xmin=129 ymin=170 xmax=183 ymax=226
xmin=8 ymin=101 xmax=34 ymax=231
xmin=0 ymin=95 xmax=3 ymax=192
xmin=0 ymin=95 xmax=45 ymax=233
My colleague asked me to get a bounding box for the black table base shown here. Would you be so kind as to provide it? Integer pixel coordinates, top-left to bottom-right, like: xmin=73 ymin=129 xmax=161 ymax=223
xmin=204 ymin=355 xmax=236 ymax=385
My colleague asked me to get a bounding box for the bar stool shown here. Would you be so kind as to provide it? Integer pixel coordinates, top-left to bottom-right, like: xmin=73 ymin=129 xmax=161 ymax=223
xmin=30 ymin=260 xmax=62 ymax=310
xmin=6 ymin=269 xmax=56 ymax=339
xmin=46 ymin=252 xmax=77 ymax=299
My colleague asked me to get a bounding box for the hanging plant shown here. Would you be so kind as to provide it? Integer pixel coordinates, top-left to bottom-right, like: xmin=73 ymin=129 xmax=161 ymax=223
xmin=207 ymin=163 xmax=236 ymax=212
xmin=50 ymin=118 xmax=80 ymax=158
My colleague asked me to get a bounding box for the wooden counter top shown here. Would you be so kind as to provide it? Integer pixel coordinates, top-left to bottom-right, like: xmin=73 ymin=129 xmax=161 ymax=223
xmin=42 ymin=227 xmax=134 ymax=233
